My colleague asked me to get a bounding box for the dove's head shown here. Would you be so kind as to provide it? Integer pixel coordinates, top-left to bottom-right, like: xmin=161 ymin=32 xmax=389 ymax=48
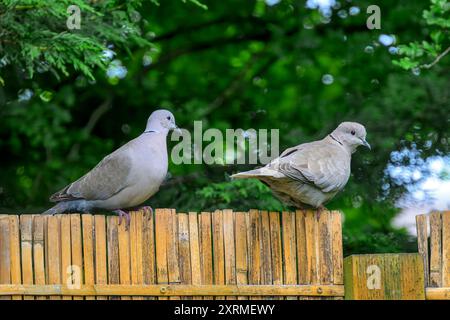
xmin=331 ymin=122 xmax=370 ymax=153
xmin=145 ymin=109 xmax=180 ymax=134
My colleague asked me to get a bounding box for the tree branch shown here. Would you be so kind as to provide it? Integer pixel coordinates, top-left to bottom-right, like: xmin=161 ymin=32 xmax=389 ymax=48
xmin=144 ymin=18 xmax=371 ymax=72
xmin=68 ymin=97 xmax=113 ymax=161
xmin=203 ymin=52 xmax=266 ymax=115
xmin=153 ymin=16 xmax=273 ymax=42
xmin=422 ymin=46 xmax=450 ymax=69
xmin=145 ymin=31 xmax=272 ymax=71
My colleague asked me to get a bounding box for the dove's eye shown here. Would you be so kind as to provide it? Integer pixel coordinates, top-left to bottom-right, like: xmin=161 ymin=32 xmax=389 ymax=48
xmin=351 ymin=130 xmax=356 ymax=135
xmin=167 ymin=116 xmax=171 ymax=120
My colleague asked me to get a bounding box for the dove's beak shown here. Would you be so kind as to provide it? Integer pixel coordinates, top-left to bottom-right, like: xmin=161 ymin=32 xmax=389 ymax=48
xmin=361 ymin=139 xmax=371 ymax=150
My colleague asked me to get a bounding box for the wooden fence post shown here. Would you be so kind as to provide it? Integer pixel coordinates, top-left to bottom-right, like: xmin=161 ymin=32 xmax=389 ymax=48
xmin=344 ymin=253 xmax=425 ymax=300
xmin=416 ymin=211 xmax=450 ymax=300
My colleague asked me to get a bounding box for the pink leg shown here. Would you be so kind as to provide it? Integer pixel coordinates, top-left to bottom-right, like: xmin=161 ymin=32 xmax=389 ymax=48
xmin=114 ymin=209 xmax=130 ymax=230
xmin=316 ymin=205 xmax=328 ymax=220
xmin=140 ymin=205 xmax=154 ymax=217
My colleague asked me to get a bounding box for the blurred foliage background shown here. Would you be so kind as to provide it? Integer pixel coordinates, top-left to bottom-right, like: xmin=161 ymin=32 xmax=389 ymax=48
xmin=0 ymin=0 xmax=449 ymax=255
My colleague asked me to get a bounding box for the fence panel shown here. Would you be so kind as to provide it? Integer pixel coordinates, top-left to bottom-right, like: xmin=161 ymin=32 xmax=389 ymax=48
xmin=0 ymin=209 xmax=344 ymax=299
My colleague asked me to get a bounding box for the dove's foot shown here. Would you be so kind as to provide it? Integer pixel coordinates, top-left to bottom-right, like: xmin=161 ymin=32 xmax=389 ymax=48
xmin=140 ymin=205 xmax=154 ymax=217
xmin=316 ymin=205 xmax=328 ymax=220
xmin=114 ymin=209 xmax=131 ymax=230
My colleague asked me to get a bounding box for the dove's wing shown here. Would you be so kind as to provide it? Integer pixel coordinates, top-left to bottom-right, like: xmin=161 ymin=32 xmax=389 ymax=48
xmin=272 ymin=141 xmax=350 ymax=193
xmin=50 ymin=150 xmax=133 ymax=202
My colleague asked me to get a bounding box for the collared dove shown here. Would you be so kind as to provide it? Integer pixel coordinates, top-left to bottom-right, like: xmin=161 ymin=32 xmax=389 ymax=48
xmin=43 ymin=109 xmax=179 ymax=227
xmin=231 ymin=122 xmax=370 ymax=210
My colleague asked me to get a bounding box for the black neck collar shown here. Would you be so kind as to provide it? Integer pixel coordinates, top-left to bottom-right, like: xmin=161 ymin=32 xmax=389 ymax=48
xmin=144 ymin=130 xmax=159 ymax=134
xmin=329 ymin=134 xmax=343 ymax=146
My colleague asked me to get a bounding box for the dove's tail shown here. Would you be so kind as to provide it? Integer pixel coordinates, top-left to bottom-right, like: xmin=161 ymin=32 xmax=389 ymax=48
xmin=231 ymin=169 xmax=264 ymax=179
xmin=42 ymin=200 xmax=90 ymax=215
xmin=231 ymin=167 xmax=282 ymax=180
xmin=42 ymin=202 xmax=67 ymax=215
